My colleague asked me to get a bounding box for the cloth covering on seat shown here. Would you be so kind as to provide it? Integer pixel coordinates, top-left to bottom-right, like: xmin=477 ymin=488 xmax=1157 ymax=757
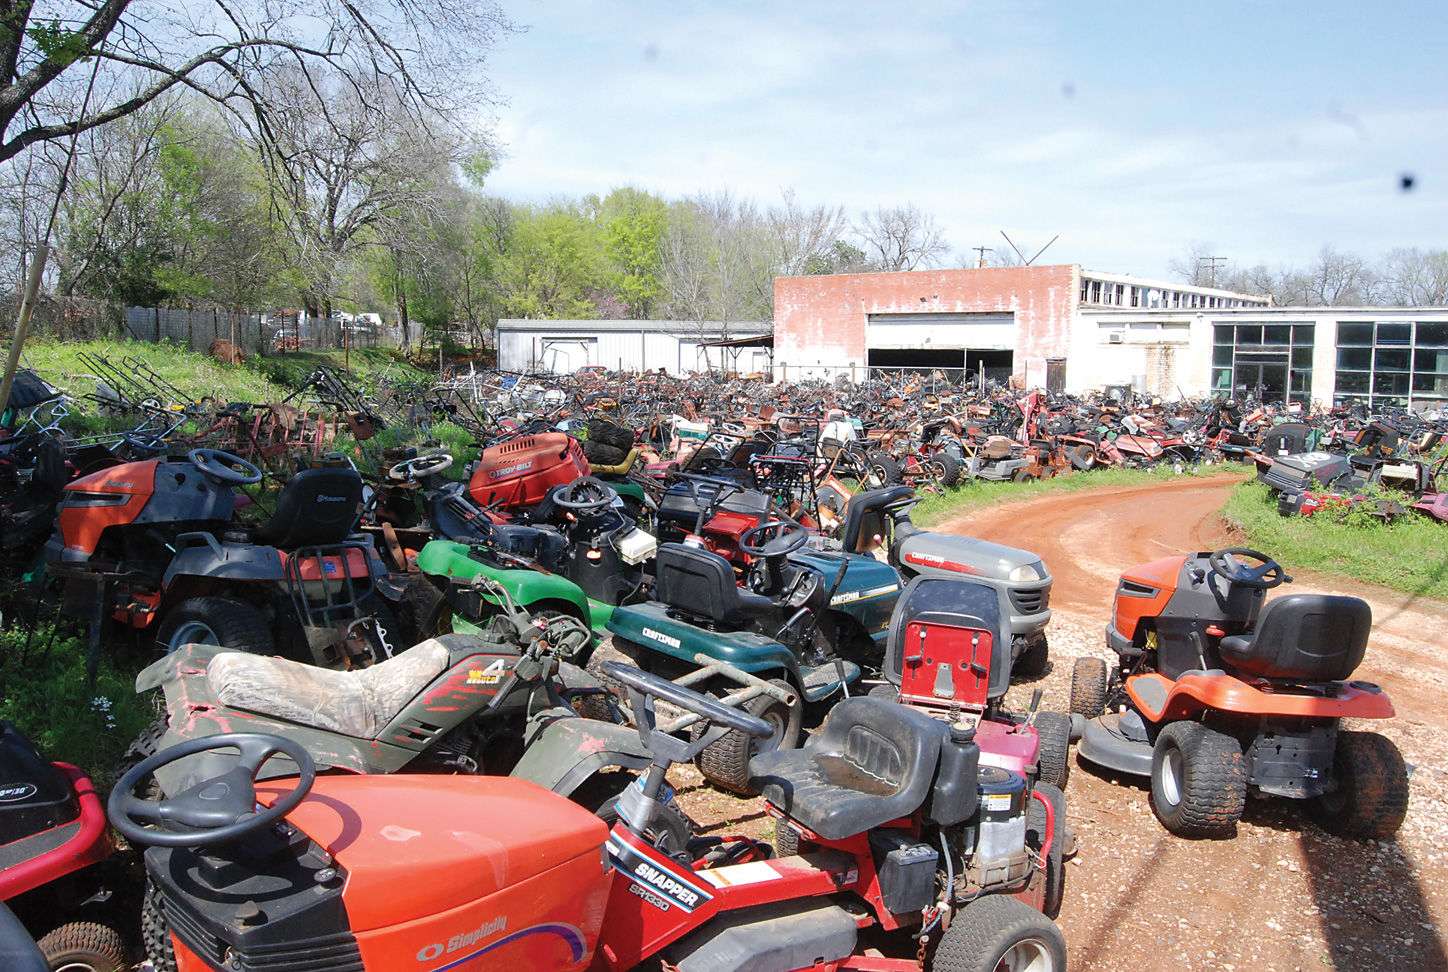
xmin=206 ymin=639 xmax=452 ymax=738
xmin=747 ymin=696 xmax=946 ymax=840
xmin=1217 ymin=593 xmax=1371 ymax=682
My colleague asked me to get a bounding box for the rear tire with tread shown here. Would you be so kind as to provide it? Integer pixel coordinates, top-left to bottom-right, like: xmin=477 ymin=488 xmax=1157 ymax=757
xmin=142 ymin=878 xmax=177 ymax=972
xmin=931 ymin=893 xmax=1066 ymax=972
xmin=394 ymin=575 xmax=451 ymax=646
xmin=1033 ymin=711 xmax=1071 ymax=791
xmin=37 ymin=920 xmax=127 ymax=972
xmin=1069 ymin=657 xmax=1108 ymax=720
xmin=929 ymin=453 xmax=962 ymax=487
xmin=1026 ymin=782 xmax=1067 ymax=919
xmin=1149 ymin=720 xmax=1246 ymax=838
xmin=1308 ymin=731 xmax=1409 ymax=839
xmin=154 ymin=595 xmax=272 ymax=656
xmin=697 ymin=678 xmax=802 ymax=795
xmin=865 ymin=452 xmax=903 ymax=487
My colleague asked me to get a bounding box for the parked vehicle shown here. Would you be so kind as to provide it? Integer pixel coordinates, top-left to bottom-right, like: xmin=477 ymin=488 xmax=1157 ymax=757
xmin=1073 ymin=547 xmax=1408 ymax=839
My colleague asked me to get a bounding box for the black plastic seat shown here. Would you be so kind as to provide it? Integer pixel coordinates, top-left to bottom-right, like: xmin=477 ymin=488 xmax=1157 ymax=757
xmin=251 ymin=467 xmax=362 ymax=548
xmin=655 ymin=543 xmax=774 ymax=627
xmin=840 ymin=486 xmax=914 ymax=554
xmin=747 ymin=696 xmax=946 ymax=840
xmin=1218 ymin=593 xmax=1371 ymax=681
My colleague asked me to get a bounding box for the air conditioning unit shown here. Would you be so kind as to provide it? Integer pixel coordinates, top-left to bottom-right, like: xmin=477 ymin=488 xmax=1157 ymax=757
xmin=1107 ymin=332 xmax=1124 ymax=344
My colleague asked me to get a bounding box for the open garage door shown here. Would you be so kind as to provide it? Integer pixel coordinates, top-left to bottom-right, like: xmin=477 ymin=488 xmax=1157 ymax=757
xmin=866 ymin=312 xmax=1014 ymax=382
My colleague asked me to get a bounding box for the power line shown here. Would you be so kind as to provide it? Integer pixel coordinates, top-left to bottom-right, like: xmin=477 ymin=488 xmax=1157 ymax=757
xmin=1199 ymin=256 xmax=1227 ymax=288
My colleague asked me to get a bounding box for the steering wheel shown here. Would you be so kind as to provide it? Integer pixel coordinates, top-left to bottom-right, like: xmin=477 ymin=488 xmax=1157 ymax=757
xmin=553 ymin=475 xmax=617 ymax=513
xmin=739 ymin=519 xmax=809 ymax=559
xmin=601 ymin=661 xmax=773 ymax=738
xmin=388 ymin=452 xmax=454 ymax=481
xmin=187 ymin=448 xmax=263 ymax=485
xmin=107 ymin=733 xmax=316 ymax=848
xmin=1207 ymin=547 xmax=1289 ymax=589
xmin=122 ymin=431 xmax=169 ymax=456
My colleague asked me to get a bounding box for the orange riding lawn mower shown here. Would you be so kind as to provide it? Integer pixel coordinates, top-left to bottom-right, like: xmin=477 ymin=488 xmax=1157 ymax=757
xmin=1071 ymin=547 xmax=1409 ymax=839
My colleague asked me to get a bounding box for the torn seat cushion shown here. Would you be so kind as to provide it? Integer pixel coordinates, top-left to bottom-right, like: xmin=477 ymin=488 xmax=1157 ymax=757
xmin=207 ymin=639 xmax=452 ymax=738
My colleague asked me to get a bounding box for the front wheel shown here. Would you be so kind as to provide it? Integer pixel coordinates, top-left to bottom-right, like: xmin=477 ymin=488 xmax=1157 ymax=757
xmin=697 ymin=678 xmax=802 ymax=795
xmin=1033 ymin=711 xmax=1071 ymax=791
xmin=1069 ymin=657 xmax=1107 ymax=719
xmin=929 ymin=452 xmax=962 ymax=487
xmin=865 ymin=451 xmax=903 ymax=487
xmin=932 ymin=894 xmax=1066 ymax=972
xmin=37 ymin=921 xmax=128 ymax=972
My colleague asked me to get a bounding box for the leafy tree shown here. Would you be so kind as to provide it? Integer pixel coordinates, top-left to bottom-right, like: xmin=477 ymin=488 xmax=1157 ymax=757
xmin=594 ymin=186 xmax=666 ymax=317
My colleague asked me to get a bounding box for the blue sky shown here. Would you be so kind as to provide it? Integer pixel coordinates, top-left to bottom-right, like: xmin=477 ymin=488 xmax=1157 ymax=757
xmin=480 ymin=1 xmax=1447 ymax=279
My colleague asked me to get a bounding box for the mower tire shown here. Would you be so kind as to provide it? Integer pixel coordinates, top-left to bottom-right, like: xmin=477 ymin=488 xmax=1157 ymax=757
xmin=1013 ymin=636 xmax=1050 ymax=678
xmin=1011 ymin=468 xmax=1037 ymax=483
xmin=1027 ymin=781 xmax=1067 ymax=919
xmin=1150 ymin=720 xmax=1246 ymax=838
xmin=394 ymin=575 xmax=452 ymax=646
xmin=865 ymin=452 xmax=903 ymax=487
xmin=929 ymin=452 xmax=962 ymax=487
xmin=1067 ymin=444 xmax=1096 ymax=470
xmin=120 ymin=716 xmax=168 ymax=801
xmin=154 ymin=595 xmax=273 ymax=656
xmin=142 ymin=877 xmax=177 ymax=972
xmin=697 ymin=678 xmax=802 ymax=795
xmin=774 ymin=818 xmax=804 ymax=857
xmin=1034 ymin=711 xmax=1071 ymax=791
xmin=581 ymin=637 xmax=646 ymax=720
xmin=37 ymin=920 xmax=127 ymax=972
xmin=932 ymin=893 xmax=1066 ymax=972
xmin=1069 ymin=656 xmax=1108 ymax=719
xmin=593 ymin=790 xmax=695 ymax=860
xmin=1308 ymin=731 xmax=1410 ymax=840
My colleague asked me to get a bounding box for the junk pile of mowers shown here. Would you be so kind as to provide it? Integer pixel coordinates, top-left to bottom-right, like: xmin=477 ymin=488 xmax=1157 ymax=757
xmin=0 ymin=357 xmax=1428 ymax=971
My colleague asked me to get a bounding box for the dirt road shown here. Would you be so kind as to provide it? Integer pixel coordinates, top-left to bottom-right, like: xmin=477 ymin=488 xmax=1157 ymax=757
xmin=937 ymin=471 xmax=1448 ymax=971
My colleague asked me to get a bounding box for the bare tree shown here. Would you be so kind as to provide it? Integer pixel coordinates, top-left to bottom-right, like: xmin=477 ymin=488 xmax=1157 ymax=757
xmin=766 ymin=189 xmax=848 ymax=278
xmin=0 ymin=1 xmax=512 ymax=165
xmin=661 ymin=190 xmax=771 ymax=346
xmin=1382 ymin=247 xmax=1448 ymax=306
xmin=853 ymin=203 xmax=949 ymax=272
xmin=1306 ymin=245 xmax=1377 ymax=306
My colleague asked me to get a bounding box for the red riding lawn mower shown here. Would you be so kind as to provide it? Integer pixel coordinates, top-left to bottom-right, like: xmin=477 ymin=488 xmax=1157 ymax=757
xmin=111 ymin=662 xmax=1068 ymax=972
xmin=0 ymin=722 xmax=136 ymax=972
xmin=1072 ymin=547 xmax=1409 ymax=839
xmin=465 ymin=430 xmax=590 ymax=514
xmin=43 ymin=448 xmax=396 ymax=667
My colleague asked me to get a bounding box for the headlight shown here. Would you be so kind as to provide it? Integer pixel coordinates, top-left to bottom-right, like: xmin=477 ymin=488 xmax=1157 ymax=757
xmin=1009 ymin=563 xmax=1042 ymax=583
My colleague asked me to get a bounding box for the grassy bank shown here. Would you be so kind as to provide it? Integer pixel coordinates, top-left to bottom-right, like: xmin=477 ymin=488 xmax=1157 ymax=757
xmin=1221 ymin=480 xmax=1447 ymax=601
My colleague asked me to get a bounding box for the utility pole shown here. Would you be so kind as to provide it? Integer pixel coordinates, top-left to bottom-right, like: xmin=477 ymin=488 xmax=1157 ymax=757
xmin=972 ymin=246 xmax=990 ymax=268
xmin=1199 ymin=256 xmax=1227 ymax=288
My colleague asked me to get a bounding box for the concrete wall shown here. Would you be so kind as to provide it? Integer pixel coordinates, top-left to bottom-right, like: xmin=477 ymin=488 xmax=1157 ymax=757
xmin=774 ymin=265 xmax=1078 ymax=387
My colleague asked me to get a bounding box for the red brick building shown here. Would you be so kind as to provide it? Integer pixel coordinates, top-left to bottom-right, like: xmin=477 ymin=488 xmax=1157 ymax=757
xmin=773 ymin=265 xmax=1265 ymax=391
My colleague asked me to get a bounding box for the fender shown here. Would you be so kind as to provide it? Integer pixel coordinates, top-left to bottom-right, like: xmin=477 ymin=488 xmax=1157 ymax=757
xmin=606 ymin=602 xmax=802 ymax=682
xmin=161 ymin=537 xmax=287 ymax=587
xmin=1127 ymin=672 xmax=1397 ymax=724
xmin=509 ymin=707 xmax=654 ymax=797
xmin=416 ymin=540 xmax=594 ymax=623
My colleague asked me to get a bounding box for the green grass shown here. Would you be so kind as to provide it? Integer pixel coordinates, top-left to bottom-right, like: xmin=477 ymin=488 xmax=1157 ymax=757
xmin=910 ymin=461 xmax=1241 ymax=527
xmin=1221 ymin=480 xmax=1448 ymax=601
xmin=0 ymin=622 xmax=158 ymax=790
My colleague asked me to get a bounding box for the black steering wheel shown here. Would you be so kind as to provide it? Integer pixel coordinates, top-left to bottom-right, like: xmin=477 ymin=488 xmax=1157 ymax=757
xmin=600 ymin=661 xmax=773 ymax=738
xmin=107 ymin=733 xmax=316 ymax=848
xmin=187 ymin=448 xmax=263 ymax=485
xmin=388 ymin=452 xmax=454 ymax=482
xmin=553 ymin=476 xmax=617 ymax=513
xmin=1207 ymin=547 xmax=1289 ymax=589
xmin=739 ymin=518 xmax=809 ymax=559
xmin=122 ymin=431 xmax=169 ymax=456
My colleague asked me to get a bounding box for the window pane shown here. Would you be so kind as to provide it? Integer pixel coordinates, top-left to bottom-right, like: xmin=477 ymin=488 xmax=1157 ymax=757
xmin=1290 ymin=370 xmax=1310 ymax=393
xmin=1211 ymin=368 xmax=1233 ymax=391
xmin=1375 ymin=349 xmax=1410 ymax=372
xmin=1377 ymin=322 xmax=1411 ymax=345
xmin=1237 ymin=325 xmax=1262 ymax=345
xmin=1417 ymin=322 xmax=1448 ymax=347
xmin=1337 ymin=322 xmax=1374 ymax=346
xmin=1292 ymin=346 xmax=1314 ymax=368
xmin=1336 ymin=371 xmax=1370 ymax=393
xmin=1373 ymin=372 xmax=1409 ymax=395
xmin=1264 ymin=325 xmax=1292 ymax=345
xmin=1413 ymin=372 xmax=1448 ymax=394
xmin=1292 ymin=325 xmax=1315 ymax=346
xmin=1415 ymin=348 xmax=1448 ymax=374
xmin=1337 ymin=347 xmax=1372 ymax=370
xmin=1213 ymin=325 xmax=1233 ymax=346
xmin=1213 ymin=345 xmax=1234 ymax=366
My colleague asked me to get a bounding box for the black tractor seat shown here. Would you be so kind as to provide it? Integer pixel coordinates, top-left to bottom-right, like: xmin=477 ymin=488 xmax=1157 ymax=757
xmin=655 ymin=542 xmax=774 ymax=628
xmin=747 ymin=696 xmax=946 ymax=840
xmin=1218 ymin=593 xmax=1371 ymax=682
xmin=250 ymin=467 xmax=363 ymax=549
xmin=840 ymin=485 xmax=914 ymax=554
xmin=205 ymin=637 xmax=454 ymax=738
